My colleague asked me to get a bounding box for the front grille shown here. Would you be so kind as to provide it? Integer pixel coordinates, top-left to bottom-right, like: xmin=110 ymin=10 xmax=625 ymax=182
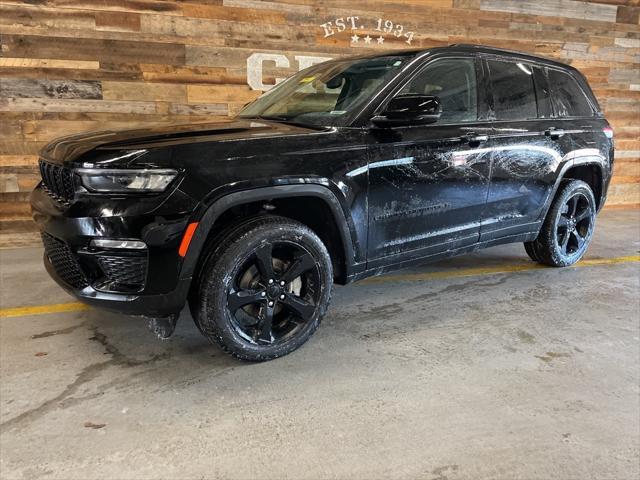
xmin=41 ymin=233 xmax=89 ymax=289
xmin=96 ymin=254 xmax=147 ymax=289
xmin=39 ymin=160 xmax=75 ymax=205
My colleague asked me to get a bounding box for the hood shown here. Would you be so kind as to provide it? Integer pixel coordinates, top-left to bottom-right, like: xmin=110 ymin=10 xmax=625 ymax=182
xmin=39 ymin=119 xmax=326 ymax=164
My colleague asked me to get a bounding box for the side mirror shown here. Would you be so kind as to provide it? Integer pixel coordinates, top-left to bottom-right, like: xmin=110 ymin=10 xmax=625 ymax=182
xmin=372 ymin=94 xmax=441 ymax=127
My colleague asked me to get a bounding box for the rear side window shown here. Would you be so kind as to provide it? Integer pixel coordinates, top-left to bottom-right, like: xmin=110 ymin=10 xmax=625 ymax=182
xmin=487 ymin=59 xmax=537 ymax=120
xmin=547 ymin=69 xmax=594 ymax=117
xmin=533 ymin=66 xmax=552 ymax=118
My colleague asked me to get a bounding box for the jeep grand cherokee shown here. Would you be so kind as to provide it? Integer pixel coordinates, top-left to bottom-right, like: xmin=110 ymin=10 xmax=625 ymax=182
xmin=31 ymin=45 xmax=613 ymax=361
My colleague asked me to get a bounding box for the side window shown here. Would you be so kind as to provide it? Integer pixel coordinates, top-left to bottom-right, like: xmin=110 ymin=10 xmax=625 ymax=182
xmin=399 ymin=58 xmax=478 ymax=123
xmin=547 ymin=69 xmax=593 ymax=117
xmin=487 ymin=60 xmax=537 ymax=120
xmin=533 ymin=66 xmax=552 ymax=118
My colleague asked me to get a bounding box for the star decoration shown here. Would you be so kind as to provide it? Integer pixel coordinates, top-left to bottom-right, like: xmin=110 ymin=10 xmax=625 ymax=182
xmin=351 ymin=34 xmax=360 ymax=43
xmin=376 ymin=36 xmax=384 ymax=44
xmin=364 ymin=35 xmax=372 ymax=44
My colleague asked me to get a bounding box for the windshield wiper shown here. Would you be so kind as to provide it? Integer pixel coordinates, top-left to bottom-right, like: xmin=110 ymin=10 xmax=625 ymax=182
xmin=256 ymin=115 xmax=290 ymax=122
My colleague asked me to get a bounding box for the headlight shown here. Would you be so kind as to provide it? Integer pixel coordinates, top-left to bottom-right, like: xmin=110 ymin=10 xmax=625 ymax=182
xmin=76 ymin=168 xmax=178 ymax=193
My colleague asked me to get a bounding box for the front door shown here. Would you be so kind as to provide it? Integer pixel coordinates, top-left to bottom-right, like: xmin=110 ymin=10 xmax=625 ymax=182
xmin=365 ymin=56 xmax=492 ymax=266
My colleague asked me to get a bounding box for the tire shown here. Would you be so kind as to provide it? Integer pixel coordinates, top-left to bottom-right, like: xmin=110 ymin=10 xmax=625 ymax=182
xmin=523 ymin=241 xmax=541 ymax=263
xmin=524 ymin=179 xmax=596 ymax=267
xmin=193 ymin=215 xmax=332 ymax=361
xmin=188 ymin=215 xmax=268 ymax=335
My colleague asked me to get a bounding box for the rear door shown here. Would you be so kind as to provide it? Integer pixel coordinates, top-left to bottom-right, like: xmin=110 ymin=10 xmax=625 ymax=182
xmin=543 ymin=66 xmax=607 ymax=172
xmin=480 ymin=57 xmax=562 ymax=241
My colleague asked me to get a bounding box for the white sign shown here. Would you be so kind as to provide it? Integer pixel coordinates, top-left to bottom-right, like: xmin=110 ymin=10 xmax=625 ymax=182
xmin=245 ymin=16 xmax=419 ymax=91
xmin=320 ymin=16 xmax=416 ymax=46
xmin=247 ymin=53 xmax=332 ymax=91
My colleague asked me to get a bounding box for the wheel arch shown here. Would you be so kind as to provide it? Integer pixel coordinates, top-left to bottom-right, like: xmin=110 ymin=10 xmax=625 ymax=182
xmin=179 ymin=184 xmax=358 ymax=286
xmin=541 ymin=152 xmax=608 ymax=220
xmin=562 ymin=162 xmax=605 ymax=210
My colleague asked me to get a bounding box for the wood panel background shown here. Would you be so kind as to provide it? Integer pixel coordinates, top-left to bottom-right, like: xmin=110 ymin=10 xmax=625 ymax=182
xmin=1 ymin=0 xmax=638 ymax=246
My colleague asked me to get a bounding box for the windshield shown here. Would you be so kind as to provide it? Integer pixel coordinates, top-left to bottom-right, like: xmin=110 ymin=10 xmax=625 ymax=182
xmin=238 ymin=55 xmax=411 ymax=127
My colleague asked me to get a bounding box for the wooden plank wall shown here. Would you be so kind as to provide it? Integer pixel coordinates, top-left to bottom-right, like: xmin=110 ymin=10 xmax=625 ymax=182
xmin=1 ymin=0 xmax=638 ymax=245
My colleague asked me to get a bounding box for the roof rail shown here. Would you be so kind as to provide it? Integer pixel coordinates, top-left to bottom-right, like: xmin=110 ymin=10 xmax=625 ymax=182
xmin=447 ymin=43 xmax=571 ymax=69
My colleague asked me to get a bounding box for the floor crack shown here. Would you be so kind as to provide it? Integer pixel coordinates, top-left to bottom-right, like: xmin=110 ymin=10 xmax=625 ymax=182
xmin=0 ymin=326 xmax=167 ymax=432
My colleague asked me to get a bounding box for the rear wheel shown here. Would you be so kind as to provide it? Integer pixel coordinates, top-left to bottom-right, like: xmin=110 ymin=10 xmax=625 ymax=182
xmin=524 ymin=179 xmax=596 ymax=267
xmin=193 ymin=216 xmax=332 ymax=361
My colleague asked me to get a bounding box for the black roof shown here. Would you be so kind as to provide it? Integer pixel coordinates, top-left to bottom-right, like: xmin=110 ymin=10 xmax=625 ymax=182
xmin=355 ymin=43 xmax=574 ymax=72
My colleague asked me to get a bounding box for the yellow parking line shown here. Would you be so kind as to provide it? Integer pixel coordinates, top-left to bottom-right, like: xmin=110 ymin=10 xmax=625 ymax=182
xmin=1 ymin=255 xmax=638 ymax=319
xmin=360 ymin=254 xmax=640 ymax=284
xmin=0 ymin=302 xmax=89 ymax=319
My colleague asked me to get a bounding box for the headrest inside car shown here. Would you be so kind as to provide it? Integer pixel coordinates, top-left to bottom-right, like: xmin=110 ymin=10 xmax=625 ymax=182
xmin=325 ymin=76 xmax=343 ymax=89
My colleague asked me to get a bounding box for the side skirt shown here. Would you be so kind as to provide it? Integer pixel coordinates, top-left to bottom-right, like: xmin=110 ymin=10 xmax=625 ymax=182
xmin=345 ymin=231 xmax=539 ymax=284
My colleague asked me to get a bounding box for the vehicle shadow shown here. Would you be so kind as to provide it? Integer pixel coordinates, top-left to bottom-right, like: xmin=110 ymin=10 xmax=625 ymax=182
xmin=78 ymin=247 xmax=529 ymax=369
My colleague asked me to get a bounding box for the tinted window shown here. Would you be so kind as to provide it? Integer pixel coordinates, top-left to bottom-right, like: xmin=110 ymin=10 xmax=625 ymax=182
xmin=239 ymin=55 xmax=409 ymax=126
xmin=399 ymin=58 xmax=477 ymax=123
xmin=487 ymin=60 xmax=537 ymax=120
xmin=533 ymin=66 xmax=552 ymax=118
xmin=547 ymin=69 xmax=593 ymax=117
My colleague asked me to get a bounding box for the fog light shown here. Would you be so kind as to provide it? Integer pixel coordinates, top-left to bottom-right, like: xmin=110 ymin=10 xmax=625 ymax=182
xmin=90 ymin=239 xmax=146 ymax=250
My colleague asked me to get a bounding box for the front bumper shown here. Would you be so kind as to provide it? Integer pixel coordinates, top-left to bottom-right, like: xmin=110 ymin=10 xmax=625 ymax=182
xmin=31 ymin=182 xmax=196 ymax=316
xmin=44 ymin=254 xmax=192 ymax=316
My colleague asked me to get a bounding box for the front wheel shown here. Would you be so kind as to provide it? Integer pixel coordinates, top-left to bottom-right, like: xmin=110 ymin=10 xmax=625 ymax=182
xmin=524 ymin=179 xmax=596 ymax=267
xmin=193 ymin=216 xmax=332 ymax=361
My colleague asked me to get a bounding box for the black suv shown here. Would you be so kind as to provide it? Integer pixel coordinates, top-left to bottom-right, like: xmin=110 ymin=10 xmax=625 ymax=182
xmin=32 ymin=45 xmax=613 ymax=361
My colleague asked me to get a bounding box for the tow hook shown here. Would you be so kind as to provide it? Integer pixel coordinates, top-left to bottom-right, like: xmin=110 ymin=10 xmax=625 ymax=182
xmin=148 ymin=314 xmax=179 ymax=339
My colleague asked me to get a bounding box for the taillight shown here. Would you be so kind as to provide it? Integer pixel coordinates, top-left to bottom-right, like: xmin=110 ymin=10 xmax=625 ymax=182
xmin=603 ymin=126 xmax=614 ymax=139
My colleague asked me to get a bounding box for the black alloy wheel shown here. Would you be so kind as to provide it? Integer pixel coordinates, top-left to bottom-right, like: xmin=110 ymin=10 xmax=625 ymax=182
xmin=524 ymin=179 xmax=596 ymax=267
xmin=193 ymin=216 xmax=332 ymax=361
xmin=555 ymin=192 xmax=593 ymax=257
xmin=227 ymin=240 xmax=320 ymax=346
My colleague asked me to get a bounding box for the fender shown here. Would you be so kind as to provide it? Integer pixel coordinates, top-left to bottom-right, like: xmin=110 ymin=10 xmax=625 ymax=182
xmin=178 ymin=184 xmax=361 ymax=282
xmin=538 ymin=149 xmax=608 ymax=222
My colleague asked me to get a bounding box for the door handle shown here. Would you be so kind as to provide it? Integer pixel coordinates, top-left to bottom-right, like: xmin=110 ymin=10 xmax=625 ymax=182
xmin=545 ymin=128 xmax=566 ymax=138
xmin=465 ymin=134 xmax=489 ymax=145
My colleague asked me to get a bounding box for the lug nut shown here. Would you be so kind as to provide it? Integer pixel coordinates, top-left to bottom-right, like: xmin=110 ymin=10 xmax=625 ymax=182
xmin=268 ymin=279 xmax=274 ymax=284
xmin=268 ymin=301 xmax=274 ymax=307
xmin=280 ymin=280 xmax=285 ymax=286
xmin=261 ymin=292 xmax=266 ymax=297
xmin=280 ymin=294 xmax=285 ymax=300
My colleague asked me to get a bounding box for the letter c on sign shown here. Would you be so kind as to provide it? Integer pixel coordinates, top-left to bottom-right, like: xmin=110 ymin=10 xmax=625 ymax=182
xmin=247 ymin=53 xmax=290 ymax=91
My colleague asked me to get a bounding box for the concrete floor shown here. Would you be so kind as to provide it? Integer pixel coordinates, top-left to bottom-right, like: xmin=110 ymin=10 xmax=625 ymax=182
xmin=1 ymin=209 xmax=639 ymax=480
